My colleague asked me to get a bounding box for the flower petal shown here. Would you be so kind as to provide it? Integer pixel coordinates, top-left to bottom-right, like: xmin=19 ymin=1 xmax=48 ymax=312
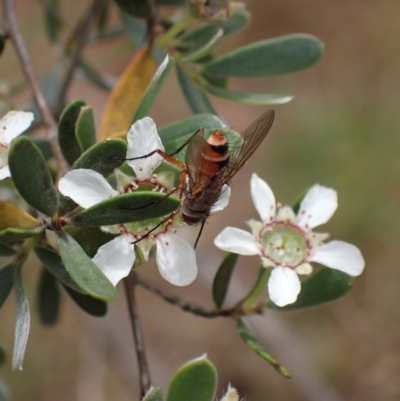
xmin=214 ymin=227 xmax=259 ymax=255
xmin=307 ymin=231 xmax=330 ymax=247
xmin=309 ymin=240 xmax=365 ymax=276
xmin=296 ymin=185 xmax=337 ymax=229
xmin=155 ymin=231 xmax=197 ymax=286
xmin=0 ymin=111 xmax=34 ymax=143
xmin=295 ymin=263 xmax=313 ymax=275
xmin=211 ymin=184 xmax=231 ymax=213
xmin=126 ymin=117 xmax=164 ymax=179
xmin=250 ymin=173 xmax=275 ymax=222
xmin=0 ymin=145 xmax=9 ymax=169
xmin=0 ymin=165 xmax=10 ymax=180
xmin=92 ymin=235 xmax=135 ymax=286
xmin=246 ymin=219 xmax=263 ymax=237
xmin=276 ymin=206 xmax=296 ymax=223
xmin=268 ymin=267 xmax=301 ymax=307
xmin=58 ymin=169 xmax=119 ymax=208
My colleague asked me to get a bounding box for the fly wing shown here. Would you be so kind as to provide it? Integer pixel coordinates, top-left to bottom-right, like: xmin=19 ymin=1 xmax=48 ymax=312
xmin=185 ymin=134 xmax=210 ymax=192
xmin=221 ymin=109 xmax=275 ymax=183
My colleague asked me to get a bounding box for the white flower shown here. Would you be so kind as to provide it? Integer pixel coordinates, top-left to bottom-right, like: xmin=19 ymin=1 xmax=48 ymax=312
xmin=0 ymin=111 xmax=34 ymax=180
xmin=220 ymin=384 xmax=239 ymax=401
xmin=214 ymin=173 xmax=365 ymax=307
xmin=58 ymin=117 xmax=198 ymax=287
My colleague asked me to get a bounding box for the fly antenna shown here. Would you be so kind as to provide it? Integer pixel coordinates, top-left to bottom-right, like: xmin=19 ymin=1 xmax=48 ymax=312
xmin=194 ymin=220 xmax=206 ymax=249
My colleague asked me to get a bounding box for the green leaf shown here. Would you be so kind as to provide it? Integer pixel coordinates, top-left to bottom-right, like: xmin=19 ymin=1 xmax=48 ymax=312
xmin=143 ymin=387 xmax=163 ymax=401
xmin=63 ymin=285 xmax=107 ymax=317
xmin=0 ymin=345 xmax=5 ymax=366
xmin=131 ymin=55 xmax=174 ymax=123
xmin=76 ymin=106 xmax=97 ymax=152
xmin=203 ymin=82 xmax=293 ymax=105
xmin=0 ymin=227 xmax=43 ymax=243
xmin=267 ymin=268 xmax=353 ymax=310
xmin=212 ymin=253 xmax=239 ymax=308
xmin=95 ymin=0 xmax=110 ymax=33
xmin=58 ymin=99 xmax=86 ymax=166
xmin=34 ymin=246 xmax=81 ymax=292
xmin=78 ymin=60 xmax=114 ymax=91
xmin=236 ymin=318 xmax=291 ymax=378
xmin=69 ymin=191 xmax=180 ymax=227
xmin=31 ymin=138 xmax=53 ymax=160
xmin=241 ymin=267 xmax=270 ymax=311
xmin=0 ymin=377 xmax=10 ymax=401
xmin=0 ymin=34 xmax=5 ymax=56
xmin=220 ymin=10 xmax=250 ymax=36
xmin=166 ymin=356 xmax=217 ymax=401
xmin=0 ymin=242 xmax=16 ymax=257
xmin=36 ymin=66 xmax=63 ymax=113
xmin=176 ymin=66 xmax=218 ymax=115
xmin=203 ymin=34 xmax=324 ymax=78
xmin=159 ymin=114 xmax=224 ymax=154
xmin=57 ymin=232 xmax=117 ymax=301
xmin=42 ymin=0 xmax=61 ymax=43
xmin=8 ymin=137 xmax=58 ymax=217
xmin=59 ymin=138 xmax=128 ymax=215
xmin=72 ymin=138 xmax=127 ymax=175
xmin=37 ymin=267 xmax=60 ymax=325
xmin=180 ymin=26 xmax=223 ymax=62
xmin=113 ymin=0 xmax=151 ymax=19
xmin=12 ymin=264 xmax=30 ymax=370
xmin=119 ymin=10 xmax=146 ymax=48
xmin=63 ymin=226 xmax=117 ymax=258
xmin=0 ymin=263 xmax=16 ymax=308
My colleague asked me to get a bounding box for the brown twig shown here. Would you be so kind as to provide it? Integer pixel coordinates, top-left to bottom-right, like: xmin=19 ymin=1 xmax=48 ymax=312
xmin=1 ymin=0 xmax=66 ymax=175
xmin=123 ymin=271 xmax=151 ymax=398
xmin=54 ymin=0 xmax=101 ymax=116
xmin=135 ymin=276 xmax=264 ymax=318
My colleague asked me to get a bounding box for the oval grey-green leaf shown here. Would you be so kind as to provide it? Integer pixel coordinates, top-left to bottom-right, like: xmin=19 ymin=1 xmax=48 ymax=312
xmin=203 ymin=34 xmax=324 ymax=77
xmin=166 ymin=357 xmax=217 ymax=401
xmin=70 ymin=191 xmax=180 ymax=227
xmin=34 ymin=246 xmax=82 ymax=292
xmin=58 ymin=99 xmax=86 ymax=165
xmin=176 ymin=66 xmax=218 ymax=115
xmin=63 ymin=284 xmax=107 ymax=317
xmin=203 ymin=82 xmax=293 ymax=105
xmin=131 ymin=55 xmax=174 ymax=123
xmin=37 ymin=267 xmax=60 ymax=325
xmin=267 ymin=268 xmax=353 ymax=311
xmin=9 ymin=137 xmax=58 ymax=217
xmin=57 ymin=232 xmax=117 ymax=301
xmin=75 ymin=105 xmax=97 ymax=152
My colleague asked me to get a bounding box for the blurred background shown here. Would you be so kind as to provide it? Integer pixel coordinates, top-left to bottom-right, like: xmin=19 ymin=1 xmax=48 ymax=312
xmin=1 ymin=1 xmax=400 ymax=400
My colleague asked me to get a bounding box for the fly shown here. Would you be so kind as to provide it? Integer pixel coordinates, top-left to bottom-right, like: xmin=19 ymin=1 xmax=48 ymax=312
xmin=127 ymin=109 xmax=275 ymax=247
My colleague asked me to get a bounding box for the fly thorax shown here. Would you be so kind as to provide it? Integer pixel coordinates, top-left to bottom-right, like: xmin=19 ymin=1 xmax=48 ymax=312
xmin=204 ymin=131 xmax=230 ymax=169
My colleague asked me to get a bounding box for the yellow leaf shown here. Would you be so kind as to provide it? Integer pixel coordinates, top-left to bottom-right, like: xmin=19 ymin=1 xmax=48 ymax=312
xmin=99 ymin=45 xmax=154 ymax=140
xmin=0 ymin=201 xmax=39 ymax=231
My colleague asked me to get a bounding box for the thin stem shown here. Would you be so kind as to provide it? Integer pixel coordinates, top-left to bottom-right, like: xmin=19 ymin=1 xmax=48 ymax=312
xmin=1 ymin=0 xmax=66 ymax=175
xmin=55 ymin=0 xmax=100 ymax=116
xmin=241 ymin=266 xmax=271 ymax=312
xmin=155 ymin=12 xmax=192 ymax=47
xmin=123 ymin=271 xmax=151 ymax=398
xmin=136 ymin=276 xmax=264 ymax=318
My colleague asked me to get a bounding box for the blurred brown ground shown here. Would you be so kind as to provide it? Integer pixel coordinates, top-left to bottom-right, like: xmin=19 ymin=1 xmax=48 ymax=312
xmin=1 ymin=1 xmax=400 ymax=400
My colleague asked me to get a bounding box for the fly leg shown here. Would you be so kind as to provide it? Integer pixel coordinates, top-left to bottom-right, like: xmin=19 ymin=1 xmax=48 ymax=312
xmin=119 ymin=170 xmax=187 ymax=212
xmin=132 ymin=209 xmax=180 ymax=244
xmin=124 ymin=128 xmax=204 ymax=164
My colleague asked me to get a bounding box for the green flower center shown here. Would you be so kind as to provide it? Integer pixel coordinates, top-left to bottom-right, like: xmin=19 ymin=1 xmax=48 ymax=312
xmin=260 ymin=222 xmax=309 ymax=267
